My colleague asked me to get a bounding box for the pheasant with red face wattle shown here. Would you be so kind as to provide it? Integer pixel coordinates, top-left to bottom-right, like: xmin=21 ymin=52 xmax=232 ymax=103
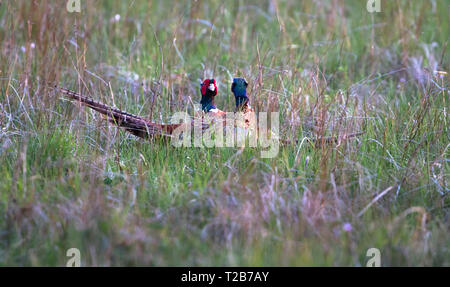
xmin=200 ymin=78 xmax=225 ymax=117
xmin=55 ymin=79 xmax=222 ymax=139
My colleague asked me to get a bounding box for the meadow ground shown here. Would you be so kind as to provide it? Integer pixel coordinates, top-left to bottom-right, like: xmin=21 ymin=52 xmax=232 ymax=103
xmin=0 ymin=0 xmax=448 ymax=266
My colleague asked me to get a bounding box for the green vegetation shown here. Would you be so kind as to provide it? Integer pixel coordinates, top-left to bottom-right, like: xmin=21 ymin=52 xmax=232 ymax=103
xmin=0 ymin=0 xmax=448 ymax=266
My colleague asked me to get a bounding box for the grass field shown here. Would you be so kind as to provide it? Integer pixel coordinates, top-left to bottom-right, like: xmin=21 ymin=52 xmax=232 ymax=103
xmin=0 ymin=0 xmax=448 ymax=266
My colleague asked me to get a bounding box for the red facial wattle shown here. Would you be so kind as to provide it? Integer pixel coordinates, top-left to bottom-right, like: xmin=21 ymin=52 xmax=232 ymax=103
xmin=201 ymin=79 xmax=217 ymax=96
xmin=201 ymin=83 xmax=207 ymax=96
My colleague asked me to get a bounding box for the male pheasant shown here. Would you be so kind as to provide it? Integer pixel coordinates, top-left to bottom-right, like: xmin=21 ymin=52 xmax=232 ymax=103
xmin=200 ymin=78 xmax=225 ymax=117
xmin=229 ymin=77 xmax=364 ymax=145
xmin=231 ymin=77 xmax=255 ymax=128
xmin=55 ymin=79 xmax=223 ymax=139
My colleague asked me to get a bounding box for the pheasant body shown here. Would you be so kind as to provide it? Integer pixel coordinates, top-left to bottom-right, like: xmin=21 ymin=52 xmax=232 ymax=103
xmin=230 ymin=77 xmax=364 ymax=145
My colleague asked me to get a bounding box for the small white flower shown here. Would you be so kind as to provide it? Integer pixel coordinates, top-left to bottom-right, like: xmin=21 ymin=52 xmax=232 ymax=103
xmin=114 ymin=14 xmax=121 ymax=22
xmin=30 ymin=42 xmax=36 ymax=49
xmin=21 ymin=46 xmax=26 ymax=53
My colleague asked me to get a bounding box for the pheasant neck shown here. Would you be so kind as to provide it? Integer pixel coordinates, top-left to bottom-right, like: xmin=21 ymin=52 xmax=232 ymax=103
xmin=234 ymin=90 xmax=249 ymax=111
xmin=200 ymin=95 xmax=217 ymax=112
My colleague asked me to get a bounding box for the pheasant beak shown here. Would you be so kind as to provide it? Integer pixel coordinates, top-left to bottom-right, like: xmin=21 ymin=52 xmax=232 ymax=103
xmin=208 ymin=84 xmax=215 ymax=92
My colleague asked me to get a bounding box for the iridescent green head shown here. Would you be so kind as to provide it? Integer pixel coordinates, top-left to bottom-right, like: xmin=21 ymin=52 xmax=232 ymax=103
xmin=231 ymin=78 xmax=249 ymax=108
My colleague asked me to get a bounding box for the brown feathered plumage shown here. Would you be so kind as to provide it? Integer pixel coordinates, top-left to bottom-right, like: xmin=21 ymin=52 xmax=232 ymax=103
xmin=55 ymin=86 xmax=184 ymax=138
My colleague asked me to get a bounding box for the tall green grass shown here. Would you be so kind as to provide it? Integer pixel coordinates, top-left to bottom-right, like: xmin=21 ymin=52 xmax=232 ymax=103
xmin=0 ymin=0 xmax=448 ymax=266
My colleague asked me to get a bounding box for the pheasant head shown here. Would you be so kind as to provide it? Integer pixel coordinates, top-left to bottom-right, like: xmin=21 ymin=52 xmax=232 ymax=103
xmin=200 ymin=78 xmax=218 ymax=112
xmin=231 ymin=77 xmax=249 ymax=111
